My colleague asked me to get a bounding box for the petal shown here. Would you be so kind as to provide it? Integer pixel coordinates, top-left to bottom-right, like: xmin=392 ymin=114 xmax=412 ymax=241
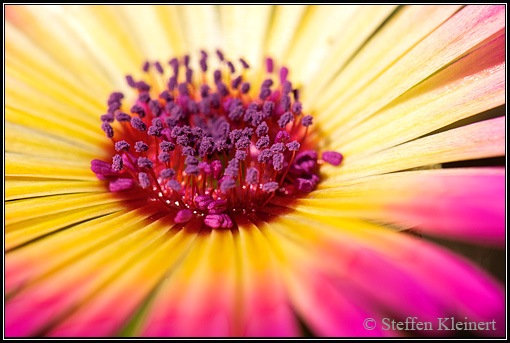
xmin=334 ymin=33 xmax=505 ymax=156
xmin=316 ymin=5 xmax=504 ymax=135
xmin=280 ymin=168 xmax=505 ymax=246
xmin=140 ymin=227 xmax=237 ymax=336
xmin=263 ymin=212 xmax=505 ymax=336
xmin=234 ymin=217 xmax=299 ymax=336
xmin=322 ymin=116 xmax=505 ymax=183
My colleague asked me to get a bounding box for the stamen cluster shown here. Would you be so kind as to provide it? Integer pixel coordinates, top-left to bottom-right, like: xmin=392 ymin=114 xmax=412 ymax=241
xmin=91 ymin=50 xmax=343 ymax=228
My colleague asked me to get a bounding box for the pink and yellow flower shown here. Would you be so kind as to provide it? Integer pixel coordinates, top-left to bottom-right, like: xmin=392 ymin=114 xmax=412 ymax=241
xmin=5 ymin=4 xmax=505 ymax=337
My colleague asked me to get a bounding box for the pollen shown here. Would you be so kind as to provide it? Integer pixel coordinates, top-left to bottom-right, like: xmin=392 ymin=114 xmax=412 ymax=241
xmin=91 ymin=51 xmax=343 ymax=229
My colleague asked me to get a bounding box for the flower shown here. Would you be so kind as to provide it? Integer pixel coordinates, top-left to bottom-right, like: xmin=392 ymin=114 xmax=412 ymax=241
xmin=5 ymin=4 xmax=505 ymax=337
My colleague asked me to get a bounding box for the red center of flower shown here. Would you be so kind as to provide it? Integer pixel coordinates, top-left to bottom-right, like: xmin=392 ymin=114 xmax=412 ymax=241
xmin=91 ymin=50 xmax=343 ymax=229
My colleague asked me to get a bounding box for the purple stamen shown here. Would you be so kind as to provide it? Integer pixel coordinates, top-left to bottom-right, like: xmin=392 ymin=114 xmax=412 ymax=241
xmin=256 ymin=122 xmax=269 ymax=137
xmin=214 ymin=70 xmax=222 ymax=84
xmin=137 ymin=157 xmax=153 ymax=169
xmin=112 ymin=154 xmax=124 ymax=171
xmin=155 ymin=61 xmax=164 ymax=74
xmin=286 ymin=140 xmax=300 ymax=151
xmin=207 ymin=199 xmax=228 ymax=214
xmin=158 ymin=152 xmax=170 ymax=163
xmin=271 ymin=142 xmax=286 ymax=153
xmin=125 ymin=75 xmax=136 ymax=87
xmin=292 ymin=101 xmax=302 ymax=115
xmin=275 ymin=130 xmax=290 ymax=143
xmin=131 ymin=104 xmax=146 ymax=118
xmin=160 ymin=141 xmax=175 ymax=152
xmin=116 ymin=112 xmax=132 ymax=122
xmin=204 ymin=213 xmax=232 ymax=229
xmin=167 ymin=179 xmax=182 ymax=192
xmin=216 ymin=49 xmax=225 ymax=61
xmin=160 ymin=168 xmax=176 ymax=179
xmin=91 ymin=159 xmax=116 ymax=175
xmin=266 ymin=58 xmax=274 ymax=73
xmin=262 ymin=79 xmax=274 ymax=89
xmin=220 ymin=178 xmax=236 ymax=192
xmin=168 ymin=76 xmax=177 ymax=90
xmin=138 ymin=93 xmax=150 ymax=104
xmin=195 ymin=195 xmax=214 ymax=210
xmin=301 ymin=115 xmax=313 ymax=127
xmin=259 ymin=88 xmax=271 ymax=100
xmin=142 ymin=61 xmax=150 ymax=72
xmin=322 ymin=151 xmax=344 ymax=166
xmin=279 ymin=66 xmax=289 ymax=83
xmin=278 ymin=111 xmax=294 ymax=128
xmin=131 ymin=117 xmax=146 ymax=131
xmin=272 ymin=153 xmax=285 ymax=171
xmin=257 ymin=149 xmax=273 ymax=164
xmin=135 ymin=141 xmax=149 ymax=152
xmin=101 ymin=122 xmax=114 ymax=138
xmin=185 ymin=164 xmax=200 ymax=176
xmin=211 ymin=160 xmax=223 ymax=180
xmin=101 ymin=113 xmax=114 ymax=123
xmin=240 ymin=82 xmax=250 ymax=94
xmin=256 ymin=135 xmax=270 ymax=150
xmin=109 ymin=178 xmax=134 ymax=192
xmin=231 ymin=76 xmax=242 ymax=89
xmin=115 ymin=140 xmax=130 ymax=152
xmin=262 ymin=101 xmax=275 ymax=118
xmin=175 ymin=209 xmax=193 ymax=223
xmin=246 ymin=167 xmax=259 ymax=184
xmin=227 ymin=61 xmax=235 ymax=74
xmin=262 ymin=181 xmax=279 ymax=193
xmin=240 ymin=58 xmax=249 ymax=69
xmin=138 ymin=172 xmax=151 ymax=189
xmin=235 ymin=150 xmax=247 ymax=161
xmin=149 ymin=100 xmax=162 ymax=117
xmin=279 ymin=94 xmax=291 ymax=112
xmin=282 ymin=81 xmax=292 ymax=94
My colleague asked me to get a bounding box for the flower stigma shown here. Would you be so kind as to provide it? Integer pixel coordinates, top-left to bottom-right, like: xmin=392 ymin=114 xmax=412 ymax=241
xmin=91 ymin=51 xmax=343 ymax=229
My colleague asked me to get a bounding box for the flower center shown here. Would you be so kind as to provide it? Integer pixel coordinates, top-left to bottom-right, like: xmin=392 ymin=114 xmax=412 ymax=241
xmin=91 ymin=51 xmax=343 ymax=229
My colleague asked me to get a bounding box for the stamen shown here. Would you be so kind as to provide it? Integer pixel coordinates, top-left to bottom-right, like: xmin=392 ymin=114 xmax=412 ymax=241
xmin=92 ymin=51 xmax=343 ymax=229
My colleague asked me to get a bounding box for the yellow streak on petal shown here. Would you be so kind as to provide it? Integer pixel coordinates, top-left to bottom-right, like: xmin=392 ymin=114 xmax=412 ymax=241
xmin=283 ymin=5 xmax=361 ymax=86
xmin=309 ymin=5 xmax=461 ymax=111
xmin=140 ymin=227 xmax=237 ymax=336
xmin=233 ymin=218 xmax=298 ymax=336
xmin=220 ymin=5 xmax=273 ymax=73
xmin=314 ymin=5 xmax=504 ymax=136
xmin=180 ymin=5 xmax=223 ymax=57
xmin=5 ymin=122 xmax=102 ymax=162
xmin=5 ymin=21 xmax=106 ymax=105
xmin=321 ymin=117 xmax=505 ymax=185
xmin=8 ymin=214 xmax=175 ymax=325
xmin=6 ymin=179 xmax=104 ymax=201
xmin=6 ymin=152 xmax=99 ymax=181
xmin=302 ymin=4 xmax=398 ymax=101
xmin=47 ymin=222 xmax=200 ymax=337
xmin=5 ymin=191 xmax=141 ymax=225
xmin=156 ymin=6 xmax=188 ymax=56
xmin=330 ymin=34 xmax=505 ymax=156
xmin=6 ymin=207 xmax=162 ymax=295
xmin=5 ymin=202 xmax=124 ymax=251
xmin=6 ymin=75 xmax=101 ymax=133
xmin=58 ymin=5 xmax=143 ymax=92
xmin=264 ymin=5 xmax=308 ymax=62
xmin=118 ymin=5 xmax=177 ymax=62
xmin=6 ymin=54 xmax=104 ymax=116
xmin=6 ymin=5 xmax=115 ymax=95
xmin=6 ymin=107 xmax=105 ymax=152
